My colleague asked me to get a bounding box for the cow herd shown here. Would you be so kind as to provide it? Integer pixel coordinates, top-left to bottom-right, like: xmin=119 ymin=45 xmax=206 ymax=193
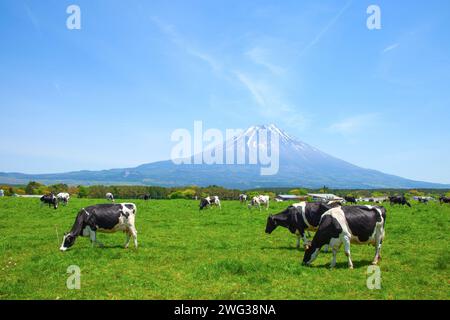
xmin=31 ymin=191 xmax=449 ymax=269
xmin=265 ymin=201 xmax=386 ymax=268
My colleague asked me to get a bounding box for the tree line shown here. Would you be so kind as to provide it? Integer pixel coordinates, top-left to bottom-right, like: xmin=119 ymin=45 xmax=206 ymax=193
xmin=0 ymin=181 xmax=449 ymax=200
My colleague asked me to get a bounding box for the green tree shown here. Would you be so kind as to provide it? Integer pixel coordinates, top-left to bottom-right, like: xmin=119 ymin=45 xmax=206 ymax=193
xmin=289 ymin=188 xmax=308 ymax=196
xmin=25 ymin=181 xmax=43 ymax=195
xmin=49 ymin=183 xmax=69 ymax=194
xmin=77 ymin=185 xmax=89 ymax=198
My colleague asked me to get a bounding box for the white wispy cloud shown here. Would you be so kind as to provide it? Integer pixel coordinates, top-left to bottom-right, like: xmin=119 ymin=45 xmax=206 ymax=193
xmin=23 ymin=3 xmax=41 ymax=34
xmin=245 ymin=47 xmax=285 ymax=75
xmin=382 ymin=43 xmax=400 ymax=54
xmin=328 ymin=113 xmax=379 ymax=135
xmin=298 ymin=0 xmax=353 ymax=57
xmin=151 ymin=16 xmax=307 ymax=128
xmin=150 ymin=16 xmax=221 ymax=72
xmin=234 ymin=70 xmax=307 ymax=127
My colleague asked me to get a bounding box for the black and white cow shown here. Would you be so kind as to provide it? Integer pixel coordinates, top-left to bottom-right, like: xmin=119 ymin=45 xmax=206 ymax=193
xmin=106 ymin=192 xmax=115 ymax=202
xmin=389 ymin=195 xmax=411 ymax=207
xmin=60 ymin=203 xmax=138 ymax=251
xmin=302 ymin=205 xmax=387 ymax=269
xmin=57 ymin=192 xmax=70 ymax=206
xmin=344 ymin=196 xmax=357 ymax=204
xmin=199 ymin=196 xmax=221 ymax=210
xmin=439 ymin=196 xmax=450 ymax=204
xmin=248 ymin=195 xmax=270 ymax=211
xmin=40 ymin=193 xmax=58 ymax=209
xmin=265 ymin=202 xmax=339 ymax=248
xmin=141 ymin=194 xmax=150 ymax=201
xmin=417 ymin=197 xmax=429 ymax=204
xmin=239 ymin=194 xmax=248 ymax=203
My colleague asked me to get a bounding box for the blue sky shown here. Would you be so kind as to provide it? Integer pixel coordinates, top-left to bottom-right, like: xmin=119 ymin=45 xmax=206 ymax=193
xmin=1 ymin=0 xmax=449 ymax=183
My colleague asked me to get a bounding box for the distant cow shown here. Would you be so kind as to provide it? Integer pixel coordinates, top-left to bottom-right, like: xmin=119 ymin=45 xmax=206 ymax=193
xmin=439 ymin=196 xmax=450 ymax=204
xmin=248 ymin=195 xmax=270 ymax=211
xmin=106 ymin=193 xmax=115 ymax=202
xmin=0 ymin=189 xmax=4 ymax=197
xmin=417 ymin=197 xmax=429 ymax=204
xmin=40 ymin=193 xmax=58 ymax=209
xmin=389 ymin=196 xmax=411 ymax=207
xmin=239 ymin=194 xmax=248 ymax=203
xmin=265 ymin=202 xmax=338 ymax=248
xmin=57 ymin=192 xmax=70 ymax=206
xmin=142 ymin=194 xmax=150 ymax=201
xmin=199 ymin=196 xmax=221 ymax=210
xmin=60 ymin=203 xmax=138 ymax=251
xmin=303 ymin=205 xmax=387 ymax=269
xmin=344 ymin=196 xmax=356 ymax=204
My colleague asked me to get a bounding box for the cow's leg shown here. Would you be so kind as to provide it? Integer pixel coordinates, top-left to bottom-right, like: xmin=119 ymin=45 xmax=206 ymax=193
xmin=372 ymin=227 xmax=384 ymax=265
xmin=343 ymin=235 xmax=353 ymax=269
xmin=89 ymin=230 xmax=104 ymax=248
xmin=302 ymin=233 xmax=309 ymax=248
xmin=124 ymin=231 xmax=131 ymax=249
xmin=330 ymin=248 xmax=338 ymax=268
xmin=129 ymin=227 xmax=138 ymax=249
xmin=322 ymin=244 xmax=329 ymax=253
xmin=329 ymin=238 xmax=341 ymax=268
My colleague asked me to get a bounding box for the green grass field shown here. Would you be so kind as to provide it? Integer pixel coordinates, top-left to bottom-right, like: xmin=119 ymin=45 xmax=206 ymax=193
xmin=0 ymin=197 xmax=449 ymax=300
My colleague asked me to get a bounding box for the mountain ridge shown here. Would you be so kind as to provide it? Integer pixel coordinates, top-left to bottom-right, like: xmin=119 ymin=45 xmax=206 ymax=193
xmin=0 ymin=124 xmax=448 ymax=189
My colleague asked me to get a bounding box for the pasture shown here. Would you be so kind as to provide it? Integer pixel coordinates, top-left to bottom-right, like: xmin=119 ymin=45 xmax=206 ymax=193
xmin=0 ymin=197 xmax=449 ymax=300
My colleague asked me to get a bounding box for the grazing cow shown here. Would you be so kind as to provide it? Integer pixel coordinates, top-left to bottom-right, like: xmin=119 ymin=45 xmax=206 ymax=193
xmin=439 ymin=196 xmax=450 ymax=204
xmin=60 ymin=203 xmax=138 ymax=251
xmin=57 ymin=192 xmax=70 ymax=206
xmin=265 ymin=202 xmax=338 ymax=248
xmin=344 ymin=196 xmax=356 ymax=204
xmin=40 ymin=193 xmax=58 ymax=209
xmin=417 ymin=197 xmax=429 ymax=204
xmin=248 ymin=195 xmax=270 ymax=211
xmin=389 ymin=196 xmax=411 ymax=207
xmin=239 ymin=194 xmax=248 ymax=203
xmin=303 ymin=205 xmax=387 ymax=269
xmin=199 ymin=196 xmax=221 ymax=210
xmin=142 ymin=194 xmax=150 ymax=201
xmin=106 ymin=192 xmax=115 ymax=202
xmin=0 ymin=189 xmax=4 ymax=197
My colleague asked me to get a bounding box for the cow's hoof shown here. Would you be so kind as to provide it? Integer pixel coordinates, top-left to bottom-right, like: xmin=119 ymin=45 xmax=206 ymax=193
xmin=349 ymin=266 xmax=354 ymax=270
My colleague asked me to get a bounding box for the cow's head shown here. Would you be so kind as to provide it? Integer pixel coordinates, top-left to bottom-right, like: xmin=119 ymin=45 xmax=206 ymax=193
xmin=199 ymin=198 xmax=209 ymax=210
xmin=302 ymin=214 xmax=342 ymax=266
xmin=53 ymin=197 xmax=59 ymax=209
xmin=265 ymin=214 xmax=277 ymax=234
xmin=60 ymin=233 xmax=77 ymax=251
xmin=265 ymin=206 xmax=299 ymax=234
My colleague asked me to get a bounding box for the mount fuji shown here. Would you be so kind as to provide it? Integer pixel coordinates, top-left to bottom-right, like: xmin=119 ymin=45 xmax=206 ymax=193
xmin=0 ymin=124 xmax=448 ymax=189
